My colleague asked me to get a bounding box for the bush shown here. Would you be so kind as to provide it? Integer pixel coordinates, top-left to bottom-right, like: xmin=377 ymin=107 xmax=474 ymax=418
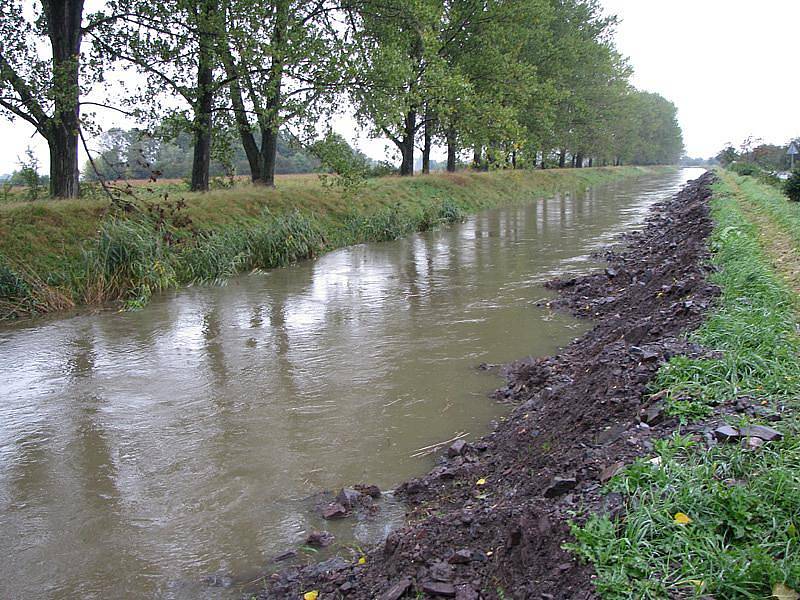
xmin=784 ymin=169 xmax=800 ymax=202
xmin=729 ymin=161 xmax=763 ymax=177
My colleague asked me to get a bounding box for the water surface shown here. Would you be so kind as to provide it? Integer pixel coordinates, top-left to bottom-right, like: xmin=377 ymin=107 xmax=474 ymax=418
xmin=0 ymin=168 xmax=705 ymax=598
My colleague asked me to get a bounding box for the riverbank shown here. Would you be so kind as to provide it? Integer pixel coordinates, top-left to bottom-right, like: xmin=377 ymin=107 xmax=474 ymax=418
xmin=0 ymin=166 xmax=668 ymax=321
xmin=568 ymin=171 xmax=800 ymax=599
xmin=259 ymin=170 xmax=800 ymax=598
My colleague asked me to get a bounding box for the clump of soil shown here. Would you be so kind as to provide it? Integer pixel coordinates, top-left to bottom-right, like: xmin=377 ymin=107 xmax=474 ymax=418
xmin=259 ymin=172 xmax=718 ymax=599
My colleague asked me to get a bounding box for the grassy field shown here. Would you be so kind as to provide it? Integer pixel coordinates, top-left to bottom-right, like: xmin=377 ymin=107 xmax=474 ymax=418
xmin=0 ymin=166 xmax=666 ymax=320
xmin=569 ymin=170 xmax=800 ymax=599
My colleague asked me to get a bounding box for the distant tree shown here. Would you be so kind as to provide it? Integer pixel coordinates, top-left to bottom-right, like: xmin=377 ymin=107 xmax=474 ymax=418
xmin=716 ymin=144 xmax=737 ymax=166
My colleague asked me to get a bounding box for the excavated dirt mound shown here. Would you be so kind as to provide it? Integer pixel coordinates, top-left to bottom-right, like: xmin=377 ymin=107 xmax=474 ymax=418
xmin=260 ymin=171 xmax=718 ymax=600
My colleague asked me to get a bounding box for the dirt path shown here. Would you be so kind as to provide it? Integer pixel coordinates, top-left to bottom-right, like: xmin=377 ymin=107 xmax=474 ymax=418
xmin=259 ymin=172 xmax=719 ymax=600
xmin=722 ymin=174 xmax=800 ymax=295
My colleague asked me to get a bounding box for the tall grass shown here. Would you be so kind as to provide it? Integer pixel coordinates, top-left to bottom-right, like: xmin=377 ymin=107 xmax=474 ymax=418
xmin=83 ymin=218 xmax=178 ymax=309
xmin=0 ymin=254 xmax=74 ymax=318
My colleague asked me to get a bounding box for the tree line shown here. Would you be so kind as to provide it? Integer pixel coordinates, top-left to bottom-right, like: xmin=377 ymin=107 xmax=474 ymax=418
xmin=0 ymin=0 xmax=684 ymax=199
xmin=82 ymin=127 xmax=322 ymax=181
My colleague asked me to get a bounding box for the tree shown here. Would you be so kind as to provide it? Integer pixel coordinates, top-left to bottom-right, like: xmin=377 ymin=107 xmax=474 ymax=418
xmin=0 ymin=0 xmax=89 ymax=198
xmin=91 ymin=0 xmax=226 ymax=191
xmin=440 ymin=0 xmax=540 ymax=172
xmin=219 ymin=0 xmax=346 ymax=187
xmin=346 ymin=1 xmax=456 ymax=176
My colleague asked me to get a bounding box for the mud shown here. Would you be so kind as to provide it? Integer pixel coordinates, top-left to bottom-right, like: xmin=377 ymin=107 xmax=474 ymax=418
xmin=258 ymin=172 xmax=718 ymax=599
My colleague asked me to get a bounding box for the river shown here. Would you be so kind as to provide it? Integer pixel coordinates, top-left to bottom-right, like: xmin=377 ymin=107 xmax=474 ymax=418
xmin=0 ymin=168 xmax=705 ymax=599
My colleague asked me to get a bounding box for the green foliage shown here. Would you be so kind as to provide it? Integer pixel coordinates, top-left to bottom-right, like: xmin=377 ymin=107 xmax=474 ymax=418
xmin=311 ymin=131 xmax=371 ymax=192
xmin=716 ymin=139 xmax=800 ymax=173
xmin=729 ymin=162 xmax=763 ymax=177
xmin=716 ymin=145 xmax=738 ymax=166
xmin=17 ymin=147 xmax=43 ymax=200
xmin=785 ymin=169 xmax=800 ymax=202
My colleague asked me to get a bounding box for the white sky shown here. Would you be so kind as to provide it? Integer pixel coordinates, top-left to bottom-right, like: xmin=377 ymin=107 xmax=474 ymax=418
xmin=1 ymin=0 xmax=799 ymax=173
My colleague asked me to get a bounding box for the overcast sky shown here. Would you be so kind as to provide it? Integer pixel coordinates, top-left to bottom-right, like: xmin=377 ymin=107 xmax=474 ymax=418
xmin=1 ymin=0 xmax=799 ymax=173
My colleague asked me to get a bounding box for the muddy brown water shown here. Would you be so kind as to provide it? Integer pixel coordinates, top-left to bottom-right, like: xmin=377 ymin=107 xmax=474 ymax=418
xmin=0 ymin=168 xmax=704 ymax=599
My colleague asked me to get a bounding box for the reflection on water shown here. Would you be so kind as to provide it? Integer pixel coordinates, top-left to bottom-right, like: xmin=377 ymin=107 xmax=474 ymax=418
xmin=0 ymin=168 xmax=705 ymax=598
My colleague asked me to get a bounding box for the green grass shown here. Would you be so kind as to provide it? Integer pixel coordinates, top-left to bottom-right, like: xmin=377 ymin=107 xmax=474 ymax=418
xmin=0 ymin=166 xmax=666 ymax=319
xmin=569 ymin=433 xmax=800 ymax=599
xmin=729 ymin=174 xmax=800 ymax=249
xmin=568 ymin=173 xmax=800 ymax=599
xmin=651 ymin=178 xmax=800 ymax=420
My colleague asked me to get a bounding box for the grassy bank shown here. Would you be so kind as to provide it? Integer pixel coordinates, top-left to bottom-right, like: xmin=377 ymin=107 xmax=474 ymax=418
xmin=0 ymin=166 xmax=665 ymax=320
xmin=569 ymin=171 xmax=800 ymax=598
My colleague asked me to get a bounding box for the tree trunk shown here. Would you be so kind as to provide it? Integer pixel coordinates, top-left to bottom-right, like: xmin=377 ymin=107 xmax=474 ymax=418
xmin=190 ymin=105 xmax=212 ymax=192
xmin=398 ymin=108 xmax=416 ymax=176
xmin=45 ymin=0 xmax=83 ymax=198
xmin=259 ymin=127 xmax=279 ymax=187
xmin=49 ymin=128 xmax=80 ymax=198
xmin=540 ymin=149 xmax=546 ymax=169
xmin=472 ymin=146 xmax=482 ymax=170
xmin=558 ymin=149 xmax=566 ymax=168
xmin=446 ymin=128 xmax=457 ymax=172
xmin=254 ymin=0 xmax=288 ymax=187
xmin=588 ymin=157 xmax=593 ymax=167
xmin=575 ymin=153 xmax=583 ymax=168
xmin=190 ymin=0 xmax=217 ymax=192
xmin=220 ymin=41 xmax=261 ymax=182
xmin=571 ymin=154 xmax=576 ymax=168
xmin=486 ymin=146 xmax=496 ymax=170
xmin=511 ymin=150 xmax=517 ymax=169
xmin=422 ymin=107 xmax=433 ymax=174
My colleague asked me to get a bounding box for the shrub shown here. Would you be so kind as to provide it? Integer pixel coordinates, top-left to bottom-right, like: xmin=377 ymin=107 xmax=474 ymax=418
xmin=784 ymin=169 xmax=800 ymax=202
xmin=729 ymin=161 xmax=763 ymax=177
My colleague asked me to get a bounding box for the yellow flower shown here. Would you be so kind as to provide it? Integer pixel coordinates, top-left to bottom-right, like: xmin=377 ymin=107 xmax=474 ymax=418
xmin=358 ymin=556 xmax=366 ymax=565
xmin=476 ymin=478 xmax=487 ymax=486
xmin=303 ymin=591 xmax=319 ymax=600
xmin=673 ymin=512 xmax=692 ymax=525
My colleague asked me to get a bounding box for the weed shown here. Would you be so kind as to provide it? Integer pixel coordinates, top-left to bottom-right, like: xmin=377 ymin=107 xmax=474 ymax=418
xmin=568 ymin=433 xmax=800 ymax=599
